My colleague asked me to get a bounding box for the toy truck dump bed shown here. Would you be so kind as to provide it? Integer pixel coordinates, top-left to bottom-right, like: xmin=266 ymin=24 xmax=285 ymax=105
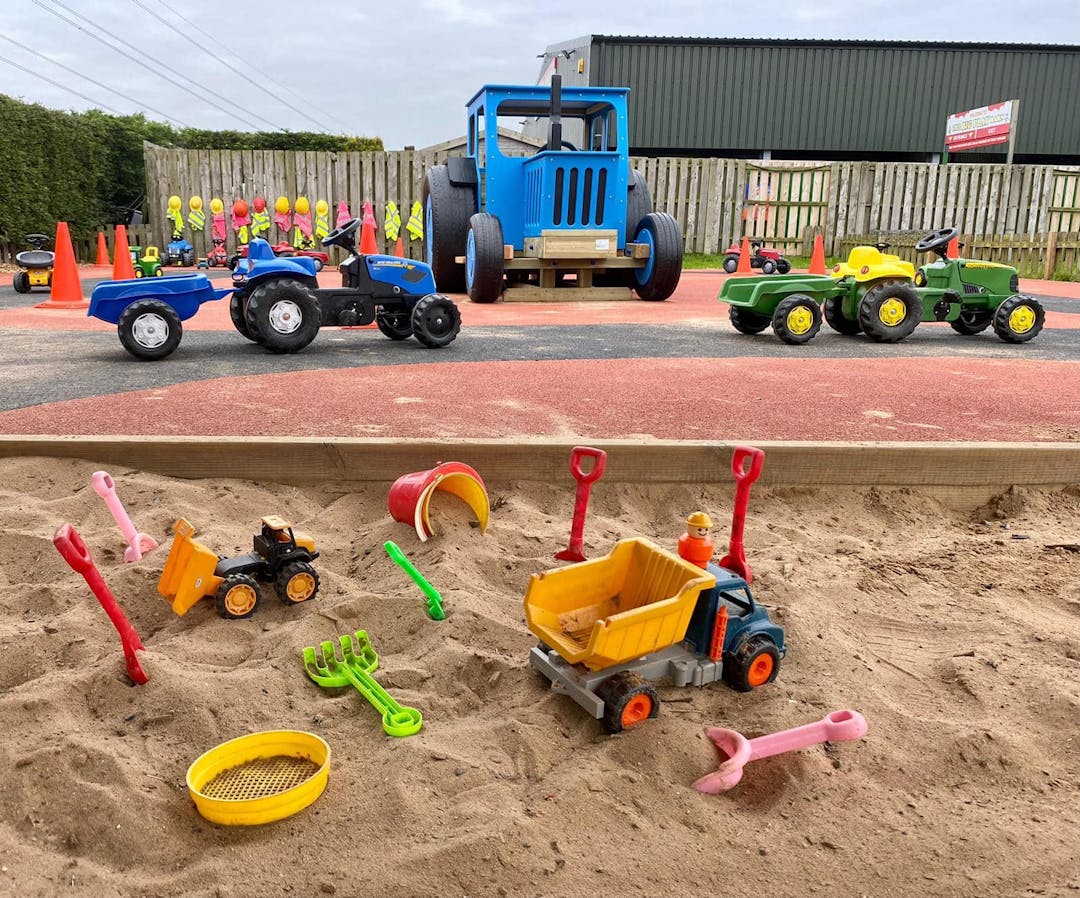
xmin=524 ymin=538 xmax=715 ymax=671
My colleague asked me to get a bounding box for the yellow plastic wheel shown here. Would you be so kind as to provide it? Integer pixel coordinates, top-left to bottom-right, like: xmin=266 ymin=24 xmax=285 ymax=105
xmin=286 ymin=571 xmax=316 ymax=602
xmin=878 ymin=297 xmax=907 ymax=326
xmin=224 ymin=583 xmax=257 ymax=616
xmin=1008 ymin=305 xmax=1036 ymax=334
xmin=786 ymin=305 xmax=814 ymax=335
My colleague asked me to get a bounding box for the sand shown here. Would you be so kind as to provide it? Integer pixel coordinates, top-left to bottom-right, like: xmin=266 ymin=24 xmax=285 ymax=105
xmin=0 ymin=456 xmax=1078 ymax=898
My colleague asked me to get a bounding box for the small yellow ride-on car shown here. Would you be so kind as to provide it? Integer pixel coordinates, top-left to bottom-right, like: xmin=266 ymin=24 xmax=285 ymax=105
xmin=12 ymin=234 xmax=54 ymax=293
xmin=158 ymin=516 xmax=320 ymax=619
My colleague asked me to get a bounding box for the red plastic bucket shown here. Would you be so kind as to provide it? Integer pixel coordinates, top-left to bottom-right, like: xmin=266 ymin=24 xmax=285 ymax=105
xmin=387 ymin=462 xmax=489 ymax=541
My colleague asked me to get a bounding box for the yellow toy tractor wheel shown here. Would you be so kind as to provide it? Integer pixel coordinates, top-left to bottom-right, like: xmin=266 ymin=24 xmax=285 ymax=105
xmin=858 ymin=280 xmax=922 ymax=343
xmin=276 ymin=561 xmax=320 ymax=605
xmin=216 ymin=574 xmax=262 ymax=619
xmin=993 ymin=295 xmax=1045 ymax=344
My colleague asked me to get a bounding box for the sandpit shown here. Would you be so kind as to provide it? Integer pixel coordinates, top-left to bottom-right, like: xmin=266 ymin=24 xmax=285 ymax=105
xmin=0 ymin=456 xmax=1078 ymax=898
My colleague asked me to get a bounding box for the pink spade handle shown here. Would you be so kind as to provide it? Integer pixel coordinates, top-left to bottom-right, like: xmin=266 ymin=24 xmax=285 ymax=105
xmin=693 ymin=710 xmax=867 ymax=794
xmin=92 ymin=471 xmax=158 ymax=563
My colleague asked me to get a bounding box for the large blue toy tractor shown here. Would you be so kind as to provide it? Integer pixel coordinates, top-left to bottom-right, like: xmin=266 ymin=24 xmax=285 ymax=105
xmin=423 ymin=75 xmax=683 ymax=303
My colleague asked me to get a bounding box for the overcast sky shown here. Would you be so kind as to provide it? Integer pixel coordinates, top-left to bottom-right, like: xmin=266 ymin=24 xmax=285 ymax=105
xmin=1 ymin=0 xmax=1077 ymax=148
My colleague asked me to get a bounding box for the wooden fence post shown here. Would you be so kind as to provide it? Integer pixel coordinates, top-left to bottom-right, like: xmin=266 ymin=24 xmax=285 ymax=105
xmin=1044 ymin=231 xmax=1058 ymax=280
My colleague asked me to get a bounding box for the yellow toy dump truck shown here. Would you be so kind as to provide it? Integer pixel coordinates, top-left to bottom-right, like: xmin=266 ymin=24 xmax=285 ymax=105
xmin=158 ymin=516 xmax=320 ymax=620
xmin=526 ymin=538 xmax=786 ymax=733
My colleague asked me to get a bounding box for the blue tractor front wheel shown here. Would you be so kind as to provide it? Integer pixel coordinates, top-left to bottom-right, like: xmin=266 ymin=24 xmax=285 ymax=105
xmin=632 ymin=212 xmax=683 ymax=301
xmin=465 ymin=213 xmax=505 ymax=303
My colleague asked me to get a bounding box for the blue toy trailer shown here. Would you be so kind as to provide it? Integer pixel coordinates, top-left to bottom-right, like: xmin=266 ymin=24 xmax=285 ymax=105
xmin=423 ymin=75 xmax=683 ymax=303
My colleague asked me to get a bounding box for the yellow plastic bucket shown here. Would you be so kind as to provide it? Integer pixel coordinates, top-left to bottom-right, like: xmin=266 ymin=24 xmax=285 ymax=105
xmin=186 ymin=730 xmax=330 ymax=826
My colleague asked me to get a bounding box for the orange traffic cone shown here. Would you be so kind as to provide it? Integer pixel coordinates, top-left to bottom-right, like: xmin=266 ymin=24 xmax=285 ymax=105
xmin=393 ymin=236 xmax=404 ymax=258
xmin=808 ymin=234 xmax=827 ymax=274
xmin=112 ymin=225 xmax=136 ymax=280
xmin=946 ymin=236 xmax=960 ymax=259
xmin=359 ymin=218 xmax=379 ymax=255
xmin=35 ymin=221 xmax=87 ymax=310
xmin=736 ymin=236 xmax=753 ymax=274
xmin=95 ymin=230 xmax=110 ymax=266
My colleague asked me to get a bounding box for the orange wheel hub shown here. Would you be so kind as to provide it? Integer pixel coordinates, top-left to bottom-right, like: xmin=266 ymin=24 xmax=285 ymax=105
xmin=747 ymin=653 xmax=775 ymax=687
xmin=620 ymin=693 xmax=653 ymax=729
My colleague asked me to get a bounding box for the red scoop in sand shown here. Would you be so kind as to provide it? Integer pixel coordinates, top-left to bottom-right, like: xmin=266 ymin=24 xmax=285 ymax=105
xmin=53 ymin=523 xmax=148 ymax=685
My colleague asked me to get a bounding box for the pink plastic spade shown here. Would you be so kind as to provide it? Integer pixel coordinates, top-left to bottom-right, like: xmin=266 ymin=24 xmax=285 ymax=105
xmin=53 ymin=523 xmax=149 ymax=685
xmin=718 ymin=446 xmax=764 ymax=584
xmin=693 ymin=709 xmax=868 ymax=794
xmin=555 ymin=446 xmax=607 ymax=563
xmin=92 ymin=471 xmax=157 ymax=563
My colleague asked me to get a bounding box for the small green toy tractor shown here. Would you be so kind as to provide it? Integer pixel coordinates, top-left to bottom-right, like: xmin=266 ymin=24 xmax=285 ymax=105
xmin=720 ymin=227 xmax=1044 ymax=345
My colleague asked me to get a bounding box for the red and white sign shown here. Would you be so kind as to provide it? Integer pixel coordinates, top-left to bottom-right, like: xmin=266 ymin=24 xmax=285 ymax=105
xmin=945 ymin=100 xmax=1017 ymax=151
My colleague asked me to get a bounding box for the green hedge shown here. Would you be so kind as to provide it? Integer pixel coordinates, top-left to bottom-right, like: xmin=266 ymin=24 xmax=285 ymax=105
xmin=0 ymin=94 xmax=381 ymax=244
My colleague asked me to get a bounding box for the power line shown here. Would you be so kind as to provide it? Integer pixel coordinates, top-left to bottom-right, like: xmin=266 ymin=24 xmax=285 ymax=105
xmin=32 ymin=0 xmax=276 ymax=132
xmin=132 ymin=0 xmax=345 ymax=134
xmin=0 ymin=54 xmax=124 ymax=115
xmin=0 ymin=32 xmax=191 ymax=127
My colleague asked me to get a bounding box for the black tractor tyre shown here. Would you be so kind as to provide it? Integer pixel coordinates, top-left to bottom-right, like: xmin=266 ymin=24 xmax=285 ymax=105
xmin=823 ymin=296 xmax=862 ymax=335
xmin=276 ymin=561 xmax=320 ymax=605
xmin=465 ymin=213 xmax=505 ymax=303
xmin=311 ymin=257 xmax=324 ymax=272
xmin=993 ymin=295 xmax=1045 ymax=344
xmin=229 ymin=293 xmax=259 ymax=342
xmin=772 ymin=294 xmax=822 ymax=345
xmin=117 ymin=299 xmax=184 ymax=361
xmin=950 ymin=309 xmax=993 ymax=335
xmin=761 ymin=259 xmax=777 ymax=275
xmin=632 ymin=212 xmax=683 ymax=301
xmin=376 ymin=310 xmax=413 ymax=340
xmin=597 ymin=672 xmax=660 ymax=734
xmin=411 ymin=293 xmax=461 ymax=348
xmin=423 ymin=165 xmax=477 ymax=293
xmin=858 ymin=280 xmax=923 ymax=343
xmin=244 ymin=278 xmax=321 ymax=353
xmin=625 ymin=169 xmax=653 ymax=235
xmin=776 ymin=258 xmax=792 ymax=274
xmin=215 ymin=573 xmax=262 ymax=620
xmin=722 ymin=255 xmax=739 ymax=274
xmin=12 ymin=272 xmax=31 ymax=293
xmin=724 ymin=636 xmax=782 ymax=693
xmin=729 ymin=306 xmax=772 ymax=335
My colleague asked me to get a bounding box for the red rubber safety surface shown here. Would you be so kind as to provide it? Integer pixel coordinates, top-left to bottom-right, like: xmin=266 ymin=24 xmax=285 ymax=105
xmin=2 ymin=357 xmax=1078 ymax=442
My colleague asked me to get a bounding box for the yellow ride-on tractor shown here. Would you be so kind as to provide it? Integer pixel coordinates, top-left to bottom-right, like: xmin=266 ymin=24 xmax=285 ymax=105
xmin=159 ymin=516 xmax=320 ymax=619
xmin=12 ymin=234 xmax=54 ymax=293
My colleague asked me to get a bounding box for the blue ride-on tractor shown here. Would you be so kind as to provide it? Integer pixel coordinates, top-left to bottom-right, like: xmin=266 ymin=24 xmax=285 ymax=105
xmin=88 ymin=220 xmax=460 ymax=360
xmin=423 ymin=75 xmax=683 ymax=303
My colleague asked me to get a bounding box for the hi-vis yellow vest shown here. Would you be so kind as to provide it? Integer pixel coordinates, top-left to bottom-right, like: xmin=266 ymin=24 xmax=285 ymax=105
xmin=406 ymin=201 xmax=423 ymax=240
xmin=384 ymin=202 xmax=402 ymax=241
xmin=167 ymin=208 xmax=184 ymax=239
xmin=314 ymin=211 xmax=330 ymax=241
xmin=251 ymin=209 xmax=271 ymax=237
xmin=188 ymin=208 xmax=205 ymax=231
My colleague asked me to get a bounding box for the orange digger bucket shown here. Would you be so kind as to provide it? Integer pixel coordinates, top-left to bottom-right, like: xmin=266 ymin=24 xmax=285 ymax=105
xmin=158 ymin=518 xmax=222 ymax=615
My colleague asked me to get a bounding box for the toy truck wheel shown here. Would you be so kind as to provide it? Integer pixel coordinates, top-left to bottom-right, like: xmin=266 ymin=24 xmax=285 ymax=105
xmin=725 ymin=636 xmax=781 ymax=692
xmin=117 ymin=299 xmax=183 ymax=361
xmin=134 ymin=268 xmax=145 ymax=279
xmin=216 ymin=574 xmax=262 ymax=619
xmin=229 ymin=294 xmax=260 ymax=343
xmin=823 ymin=297 xmax=861 ymax=335
xmin=950 ymin=309 xmax=993 ymax=335
xmin=722 ymin=255 xmax=739 ymax=274
xmin=993 ymin=295 xmax=1044 ymax=344
xmin=244 ymin=279 xmax=321 ymax=353
xmin=625 ymin=169 xmax=653 ymax=234
xmin=423 ymin=165 xmax=477 ymax=293
xmin=858 ymin=280 xmax=922 ymax=343
xmin=776 ymin=259 xmax=792 ymax=274
xmin=632 ymin=212 xmax=683 ymax=301
xmin=376 ymin=311 xmax=413 ymax=340
xmin=729 ymin=306 xmax=771 ymax=335
xmin=311 ymin=257 xmax=324 ymax=272
xmin=597 ymin=672 xmax=660 ymax=734
xmin=761 ymin=259 xmax=777 ymax=275
xmin=276 ymin=561 xmax=320 ymax=605
xmin=465 ymin=213 xmax=505 ymax=303
xmin=13 ymin=272 xmax=31 ymax=293
xmin=411 ymin=293 xmax=461 ymax=348
xmin=772 ymin=294 xmax=822 ymax=345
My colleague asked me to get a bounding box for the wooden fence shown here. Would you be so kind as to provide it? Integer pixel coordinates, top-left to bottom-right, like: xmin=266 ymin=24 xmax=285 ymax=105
xmin=141 ymin=144 xmax=1080 ymax=267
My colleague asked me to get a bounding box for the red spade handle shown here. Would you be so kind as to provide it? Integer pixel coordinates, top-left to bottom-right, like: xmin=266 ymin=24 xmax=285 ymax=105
xmin=568 ymin=446 xmax=607 ymax=484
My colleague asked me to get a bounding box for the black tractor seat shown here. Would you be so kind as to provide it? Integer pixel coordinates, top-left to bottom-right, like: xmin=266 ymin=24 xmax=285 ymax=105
xmin=15 ymin=250 xmax=54 ymax=269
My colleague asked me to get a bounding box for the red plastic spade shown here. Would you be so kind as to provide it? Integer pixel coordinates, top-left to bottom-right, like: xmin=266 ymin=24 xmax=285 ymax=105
xmin=53 ymin=523 xmax=148 ymax=684
xmin=718 ymin=446 xmax=764 ymax=583
xmin=555 ymin=446 xmax=607 ymax=563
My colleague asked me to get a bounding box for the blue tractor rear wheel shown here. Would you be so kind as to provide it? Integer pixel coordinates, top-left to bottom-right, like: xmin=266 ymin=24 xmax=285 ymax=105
xmin=423 ymin=166 xmax=477 ymax=293
xmin=465 ymin=213 xmax=505 ymax=303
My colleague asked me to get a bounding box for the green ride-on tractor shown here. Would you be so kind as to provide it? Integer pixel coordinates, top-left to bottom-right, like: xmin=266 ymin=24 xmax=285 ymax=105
xmin=719 ymin=227 xmax=1044 ymax=346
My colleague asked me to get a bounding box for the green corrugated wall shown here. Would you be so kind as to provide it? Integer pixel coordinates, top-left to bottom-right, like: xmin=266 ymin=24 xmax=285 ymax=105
xmin=589 ymin=37 xmax=1080 ymax=157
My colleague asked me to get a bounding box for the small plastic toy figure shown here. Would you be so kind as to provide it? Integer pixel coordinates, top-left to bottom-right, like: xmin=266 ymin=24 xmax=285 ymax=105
xmin=677 ymin=511 xmax=714 ymax=568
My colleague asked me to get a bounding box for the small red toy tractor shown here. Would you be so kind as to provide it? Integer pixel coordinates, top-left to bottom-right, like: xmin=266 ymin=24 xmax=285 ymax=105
xmin=722 ymin=239 xmax=790 ymax=275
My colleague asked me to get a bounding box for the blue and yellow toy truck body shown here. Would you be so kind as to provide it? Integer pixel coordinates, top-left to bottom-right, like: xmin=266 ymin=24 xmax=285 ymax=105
xmin=423 ymin=76 xmax=684 ymax=303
